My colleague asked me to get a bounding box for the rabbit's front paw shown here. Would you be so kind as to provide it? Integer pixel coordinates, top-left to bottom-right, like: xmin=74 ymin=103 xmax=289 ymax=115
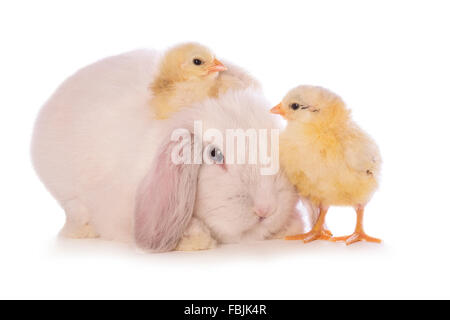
xmin=176 ymin=218 xmax=217 ymax=251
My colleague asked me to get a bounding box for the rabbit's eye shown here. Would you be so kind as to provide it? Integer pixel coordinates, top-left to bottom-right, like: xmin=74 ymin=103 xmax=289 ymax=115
xmin=208 ymin=146 xmax=224 ymax=163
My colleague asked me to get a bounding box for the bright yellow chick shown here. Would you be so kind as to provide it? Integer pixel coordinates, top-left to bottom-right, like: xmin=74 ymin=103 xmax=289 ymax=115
xmin=150 ymin=42 xmax=226 ymax=119
xmin=150 ymin=42 xmax=260 ymax=119
xmin=271 ymin=85 xmax=382 ymax=245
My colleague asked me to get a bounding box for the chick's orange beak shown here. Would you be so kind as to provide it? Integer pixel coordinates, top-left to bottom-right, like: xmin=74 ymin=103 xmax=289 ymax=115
xmin=270 ymin=103 xmax=286 ymax=117
xmin=207 ymin=58 xmax=227 ymax=73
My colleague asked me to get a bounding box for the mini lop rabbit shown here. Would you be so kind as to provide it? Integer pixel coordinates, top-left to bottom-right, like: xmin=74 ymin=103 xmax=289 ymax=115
xmin=31 ymin=50 xmax=306 ymax=252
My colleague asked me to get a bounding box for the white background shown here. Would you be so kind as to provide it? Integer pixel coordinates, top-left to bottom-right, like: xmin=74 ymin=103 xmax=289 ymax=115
xmin=1 ymin=0 xmax=449 ymax=299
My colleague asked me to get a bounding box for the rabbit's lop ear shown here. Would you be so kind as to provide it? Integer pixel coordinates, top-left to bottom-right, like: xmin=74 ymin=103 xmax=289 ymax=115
xmin=134 ymin=133 xmax=200 ymax=252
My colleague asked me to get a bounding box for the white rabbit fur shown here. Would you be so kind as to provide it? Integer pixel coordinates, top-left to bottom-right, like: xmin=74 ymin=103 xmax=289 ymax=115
xmin=31 ymin=50 xmax=307 ymax=251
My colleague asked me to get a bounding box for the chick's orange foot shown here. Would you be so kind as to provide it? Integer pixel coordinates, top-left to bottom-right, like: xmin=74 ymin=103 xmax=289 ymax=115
xmin=331 ymin=232 xmax=381 ymax=245
xmin=285 ymin=228 xmax=333 ymax=243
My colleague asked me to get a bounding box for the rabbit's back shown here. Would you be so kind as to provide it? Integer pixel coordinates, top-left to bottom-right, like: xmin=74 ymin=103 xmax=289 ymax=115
xmin=31 ymin=49 xmax=162 ymax=241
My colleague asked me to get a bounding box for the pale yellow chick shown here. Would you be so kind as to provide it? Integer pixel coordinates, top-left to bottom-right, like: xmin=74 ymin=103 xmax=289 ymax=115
xmin=150 ymin=42 xmax=260 ymax=119
xmin=271 ymin=85 xmax=382 ymax=245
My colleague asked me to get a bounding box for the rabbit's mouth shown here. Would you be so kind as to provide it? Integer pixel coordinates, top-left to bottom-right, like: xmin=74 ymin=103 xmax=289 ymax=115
xmin=241 ymin=217 xmax=281 ymax=240
xmin=249 ymin=212 xmax=279 ymax=231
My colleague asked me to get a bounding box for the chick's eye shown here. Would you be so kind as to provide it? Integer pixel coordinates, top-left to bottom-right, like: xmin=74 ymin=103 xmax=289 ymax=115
xmin=208 ymin=146 xmax=224 ymax=163
xmin=290 ymin=103 xmax=300 ymax=110
xmin=193 ymin=58 xmax=203 ymax=65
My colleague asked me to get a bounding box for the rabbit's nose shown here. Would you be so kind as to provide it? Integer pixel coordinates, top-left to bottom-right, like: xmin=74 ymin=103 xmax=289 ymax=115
xmin=253 ymin=207 xmax=271 ymax=220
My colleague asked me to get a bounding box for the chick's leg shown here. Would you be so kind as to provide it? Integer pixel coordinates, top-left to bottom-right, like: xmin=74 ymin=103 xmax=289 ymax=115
xmin=331 ymin=205 xmax=381 ymax=245
xmin=285 ymin=205 xmax=332 ymax=242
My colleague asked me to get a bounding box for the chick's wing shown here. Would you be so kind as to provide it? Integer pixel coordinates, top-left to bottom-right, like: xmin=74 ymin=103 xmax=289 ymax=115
xmin=342 ymin=127 xmax=381 ymax=175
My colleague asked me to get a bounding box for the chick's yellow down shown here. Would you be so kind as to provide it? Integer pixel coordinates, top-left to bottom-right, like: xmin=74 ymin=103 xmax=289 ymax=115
xmin=271 ymin=85 xmax=381 ymax=245
xmin=150 ymin=42 xmax=260 ymax=119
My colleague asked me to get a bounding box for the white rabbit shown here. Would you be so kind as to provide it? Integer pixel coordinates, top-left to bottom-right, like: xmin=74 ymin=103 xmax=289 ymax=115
xmin=31 ymin=50 xmax=307 ymax=252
